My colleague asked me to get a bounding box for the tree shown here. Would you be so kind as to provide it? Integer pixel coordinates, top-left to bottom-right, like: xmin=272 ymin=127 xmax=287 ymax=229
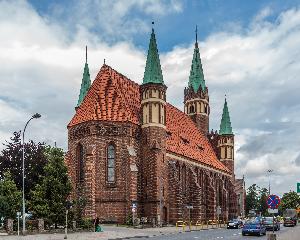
xmin=29 ymin=146 xmax=71 ymax=227
xmin=280 ymin=191 xmax=300 ymax=211
xmin=258 ymin=188 xmax=269 ymax=216
xmin=0 ymin=172 xmax=22 ymax=220
xmin=246 ymin=184 xmax=259 ymax=214
xmin=0 ymin=132 xmax=47 ymax=199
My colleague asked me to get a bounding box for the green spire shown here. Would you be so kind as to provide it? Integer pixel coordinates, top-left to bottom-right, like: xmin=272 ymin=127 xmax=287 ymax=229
xmin=143 ymin=24 xmax=164 ymax=84
xmin=219 ymin=98 xmax=233 ymax=135
xmin=77 ymin=46 xmax=91 ymax=107
xmin=188 ymin=26 xmax=206 ymax=92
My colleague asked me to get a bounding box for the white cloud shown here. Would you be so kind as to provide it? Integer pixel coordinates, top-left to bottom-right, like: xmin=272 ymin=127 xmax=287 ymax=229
xmin=45 ymin=0 xmax=183 ymax=42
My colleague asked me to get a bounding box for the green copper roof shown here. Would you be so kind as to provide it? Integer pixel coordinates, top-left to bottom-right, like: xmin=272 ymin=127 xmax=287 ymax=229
xmin=188 ymin=42 xmax=206 ymax=92
xmin=219 ymin=98 xmax=233 ymax=135
xmin=77 ymin=62 xmax=91 ymax=107
xmin=143 ymin=28 xmax=164 ymax=84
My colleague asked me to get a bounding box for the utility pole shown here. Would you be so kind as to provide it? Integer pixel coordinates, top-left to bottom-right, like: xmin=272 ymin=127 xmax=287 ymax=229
xmin=267 ymin=169 xmax=273 ymax=195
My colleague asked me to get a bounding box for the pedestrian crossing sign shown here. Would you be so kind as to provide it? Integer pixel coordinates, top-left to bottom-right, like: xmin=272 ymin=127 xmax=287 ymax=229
xmin=297 ymin=183 xmax=300 ymax=193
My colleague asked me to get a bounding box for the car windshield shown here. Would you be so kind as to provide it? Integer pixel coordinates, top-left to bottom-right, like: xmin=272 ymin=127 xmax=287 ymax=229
xmin=245 ymin=220 xmax=260 ymax=224
xmin=264 ymin=217 xmax=273 ymax=222
xmin=231 ymin=219 xmax=238 ymax=222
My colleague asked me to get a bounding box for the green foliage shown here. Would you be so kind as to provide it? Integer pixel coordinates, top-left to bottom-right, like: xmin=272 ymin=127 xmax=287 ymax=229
xmin=0 ymin=132 xmax=47 ymax=200
xmin=125 ymin=213 xmax=133 ymax=226
xmin=246 ymin=184 xmax=259 ymax=214
xmin=258 ymin=188 xmax=269 ymax=216
xmin=280 ymin=191 xmax=300 ymax=211
xmin=29 ymin=146 xmax=71 ymax=227
xmin=0 ymin=172 xmax=22 ymax=220
xmin=80 ymin=218 xmax=93 ymax=230
xmin=70 ymin=189 xmax=87 ymax=224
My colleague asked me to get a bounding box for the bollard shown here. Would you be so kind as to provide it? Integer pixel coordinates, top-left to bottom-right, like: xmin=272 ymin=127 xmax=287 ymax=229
xmin=176 ymin=221 xmax=186 ymax=231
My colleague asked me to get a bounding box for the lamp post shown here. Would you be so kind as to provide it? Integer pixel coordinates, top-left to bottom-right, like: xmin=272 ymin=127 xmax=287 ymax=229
xmin=22 ymin=113 xmax=41 ymax=234
xmin=267 ymin=169 xmax=273 ymax=196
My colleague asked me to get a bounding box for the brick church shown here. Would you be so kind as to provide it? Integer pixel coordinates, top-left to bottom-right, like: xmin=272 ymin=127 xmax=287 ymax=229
xmin=65 ymin=26 xmax=245 ymax=224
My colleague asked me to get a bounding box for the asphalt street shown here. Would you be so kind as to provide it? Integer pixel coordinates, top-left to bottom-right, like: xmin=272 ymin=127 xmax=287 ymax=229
xmin=128 ymin=226 xmax=293 ymax=240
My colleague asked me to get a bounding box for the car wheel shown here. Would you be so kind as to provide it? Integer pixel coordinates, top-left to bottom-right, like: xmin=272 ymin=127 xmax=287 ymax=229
xmin=242 ymin=233 xmax=246 ymax=236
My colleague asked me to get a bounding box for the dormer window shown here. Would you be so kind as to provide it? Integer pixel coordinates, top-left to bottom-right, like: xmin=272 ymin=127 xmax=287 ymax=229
xmin=198 ymin=145 xmax=204 ymax=151
xmin=180 ymin=136 xmax=189 ymax=144
xmin=166 ymin=131 xmax=172 ymax=138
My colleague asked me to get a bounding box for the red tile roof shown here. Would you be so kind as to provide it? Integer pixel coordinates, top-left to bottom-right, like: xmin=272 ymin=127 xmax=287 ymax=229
xmin=166 ymin=103 xmax=229 ymax=173
xmin=68 ymin=65 xmax=141 ymax=127
xmin=68 ymin=65 xmax=229 ymax=173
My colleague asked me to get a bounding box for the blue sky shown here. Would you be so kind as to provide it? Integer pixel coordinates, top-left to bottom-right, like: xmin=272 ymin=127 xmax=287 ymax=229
xmin=1 ymin=0 xmax=300 ymax=196
xmin=28 ymin=0 xmax=299 ymax=51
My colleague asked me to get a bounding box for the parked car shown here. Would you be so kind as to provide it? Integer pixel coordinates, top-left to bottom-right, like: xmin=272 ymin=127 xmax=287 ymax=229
xmin=283 ymin=217 xmax=297 ymax=227
xmin=283 ymin=209 xmax=297 ymax=227
xmin=242 ymin=219 xmax=266 ymax=236
xmin=262 ymin=217 xmax=280 ymax=231
xmin=227 ymin=219 xmax=243 ymax=229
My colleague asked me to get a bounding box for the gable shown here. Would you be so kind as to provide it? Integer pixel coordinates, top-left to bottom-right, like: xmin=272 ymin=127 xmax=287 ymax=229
xmin=68 ymin=65 xmax=140 ymax=127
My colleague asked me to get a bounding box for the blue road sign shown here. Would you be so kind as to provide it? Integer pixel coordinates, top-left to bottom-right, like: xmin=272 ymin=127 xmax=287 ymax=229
xmin=267 ymin=195 xmax=281 ymax=209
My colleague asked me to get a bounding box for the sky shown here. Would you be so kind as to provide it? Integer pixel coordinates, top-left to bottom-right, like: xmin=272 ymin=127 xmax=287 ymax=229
xmin=0 ymin=0 xmax=300 ymax=197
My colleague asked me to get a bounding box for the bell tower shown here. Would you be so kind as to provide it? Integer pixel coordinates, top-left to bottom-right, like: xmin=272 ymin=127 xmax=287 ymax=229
xmin=140 ymin=23 xmax=168 ymax=224
xmin=184 ymin=27 xmax=209 ymax=134
xmin=218 ymin=98 xmax=234 ymax=174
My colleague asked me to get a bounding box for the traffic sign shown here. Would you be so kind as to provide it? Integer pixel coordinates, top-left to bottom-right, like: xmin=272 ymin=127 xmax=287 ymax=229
xmin=297 ymin=183 xmax=300 ymax=193
xmin=268 ymin=208 xmax=278 ymax=214
xmin=267 ymin=195 xmax=281 ymax=209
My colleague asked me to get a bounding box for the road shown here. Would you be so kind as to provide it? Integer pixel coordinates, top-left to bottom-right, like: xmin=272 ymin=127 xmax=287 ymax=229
xmin=128 ymin=225 xmax=296 ymax=240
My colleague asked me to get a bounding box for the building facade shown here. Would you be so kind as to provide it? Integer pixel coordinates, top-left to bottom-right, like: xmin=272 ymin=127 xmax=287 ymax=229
xmin=65 ymin=27 xmax=245 ymax=224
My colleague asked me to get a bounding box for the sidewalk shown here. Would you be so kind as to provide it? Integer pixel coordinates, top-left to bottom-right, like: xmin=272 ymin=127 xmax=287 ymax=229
xmin=0 ymin=224 xmax=224 ymax=240
xmin=277 ymin=225 xmax=300 ymax=240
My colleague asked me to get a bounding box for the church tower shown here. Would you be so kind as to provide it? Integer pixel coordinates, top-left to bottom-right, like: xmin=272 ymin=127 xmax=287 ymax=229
xmin=218 ymin=98 xmax=234 ymax=174
xmin=76 ymin=46 xmax=91 ymax=108
xmin=140 ymin=24 xmax=168 ymax=223
xmin=184 ymin=27 xmax=210 ymax=134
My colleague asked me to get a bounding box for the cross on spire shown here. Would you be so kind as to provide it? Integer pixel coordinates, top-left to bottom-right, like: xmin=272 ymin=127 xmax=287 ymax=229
xmin=195 ymin=25 xmax=198 ymax=43
xmin=85 ymin=45 xmax=87 ymax=63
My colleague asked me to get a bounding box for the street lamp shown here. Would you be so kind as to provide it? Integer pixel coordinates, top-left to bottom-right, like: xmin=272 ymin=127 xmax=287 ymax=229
xmin=22 ymin=113 xmax=41 ymax=234
xmin=267 ymin=169 xmax=273 ymax=196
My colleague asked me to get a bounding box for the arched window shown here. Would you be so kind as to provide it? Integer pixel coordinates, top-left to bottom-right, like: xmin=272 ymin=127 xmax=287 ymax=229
xmin=189 ymin=105 xmax=195 ymax=113
xmin=107 ymin=144 xmax=115 ymax=183
xmin=77 ymin=143 xmax=84 ymax=183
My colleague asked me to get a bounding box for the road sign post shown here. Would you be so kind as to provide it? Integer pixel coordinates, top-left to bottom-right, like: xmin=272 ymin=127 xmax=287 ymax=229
xmin=17 ymin=212 xmax=21 ymax=236
xmin=266 ymin=195 xmax=281 ymax=235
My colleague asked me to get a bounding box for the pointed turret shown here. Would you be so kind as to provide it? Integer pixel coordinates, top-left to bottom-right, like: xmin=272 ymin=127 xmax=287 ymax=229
xmin=219 ymin=98 xmax=233 ymax=135
xmin=218 ymin=98 xmax=234 ymax=174
xmin=184 ymin=26 xmax=210 ymax=134
xmin=188 ymin=26 xmax=206 ymax=92
xmin=77 ymin=46 xmax=91 ymax=107
xmin=143 ymin=25 xmax=164 ymax=84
